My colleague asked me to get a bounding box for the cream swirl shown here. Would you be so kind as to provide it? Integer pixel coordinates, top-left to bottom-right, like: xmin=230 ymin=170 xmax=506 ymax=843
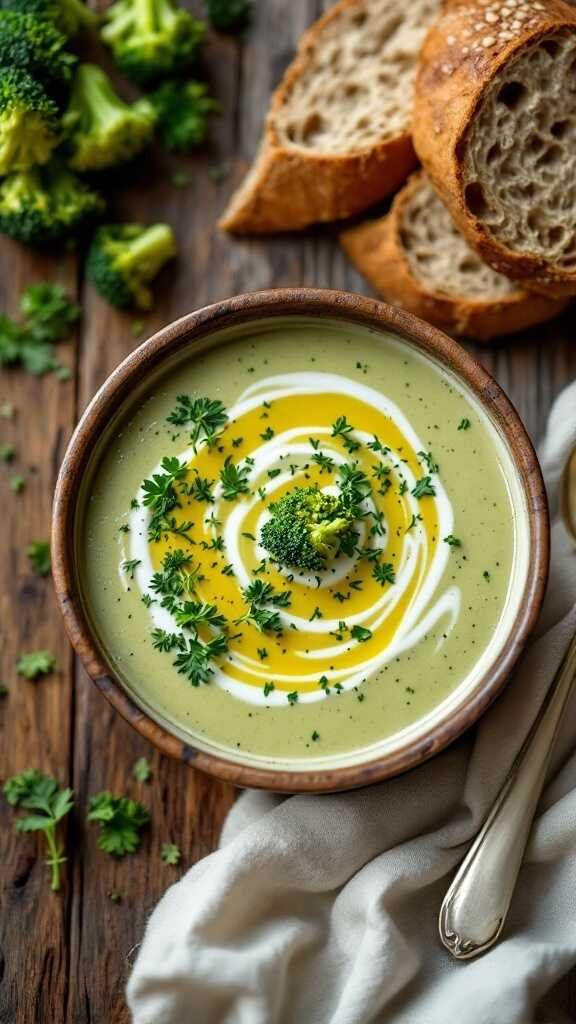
xmin=125 ymin=373 xmax=460 ymax=706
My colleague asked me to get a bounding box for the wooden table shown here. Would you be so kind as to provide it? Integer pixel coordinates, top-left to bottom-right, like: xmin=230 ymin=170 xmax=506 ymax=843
xmin=1 ymin=2 xmax=575 ymax=1020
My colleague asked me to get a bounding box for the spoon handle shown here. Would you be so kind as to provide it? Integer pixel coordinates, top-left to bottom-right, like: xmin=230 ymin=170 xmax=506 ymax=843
xmin=439 ymin=631 xmax=576 ymax=959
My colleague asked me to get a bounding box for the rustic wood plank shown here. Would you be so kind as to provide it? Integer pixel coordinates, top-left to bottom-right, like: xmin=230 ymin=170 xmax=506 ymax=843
xmin=0 ymin=243 xmax=78 ymax=1023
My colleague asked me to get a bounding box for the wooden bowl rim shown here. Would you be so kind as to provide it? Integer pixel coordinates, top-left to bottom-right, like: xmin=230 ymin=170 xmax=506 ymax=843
xmin=52 ymin=288 xmax=550 ymax=793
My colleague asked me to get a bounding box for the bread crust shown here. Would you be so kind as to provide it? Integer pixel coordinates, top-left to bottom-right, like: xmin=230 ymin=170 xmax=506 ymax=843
xmin=340 ymin=173 xmax=568 ymax=341
xmin=413 ymin=0 xmax=576 ymax=298
xmin=220 ymin=0 xmax=418 ymax=234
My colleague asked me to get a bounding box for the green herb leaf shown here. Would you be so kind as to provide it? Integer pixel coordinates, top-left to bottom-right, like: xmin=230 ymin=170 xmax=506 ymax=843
xmin=444 ymin=535 xmax=462 ymax=547
xmin=27 ymin=541 xmax=51 ymax=576
xmin=458 ymin=418 xmax=471 ymax=431
xmin=351 ymin=625 xmax=372 ymax=643
xmin=167 ymin=396 xmax=228 ymax=448
xmin=3 ymin=769 xmax=73 ymax=890
xmin=411 ymin=476 xmax=436 ymax=499
xmin=87 ymin=792 xmax=150 ymax=858
xmin=161 ymin=842 xmax=182 ymax=865
xmin=133 ymin=757 xmax=151 ymax=782
xmin=372 ymin=563 xmax=395 ymax=586
xmin=219 ymin=456 xmax=250 ymax=500
xmin=17 ymin=650 xmax=56 ymax=680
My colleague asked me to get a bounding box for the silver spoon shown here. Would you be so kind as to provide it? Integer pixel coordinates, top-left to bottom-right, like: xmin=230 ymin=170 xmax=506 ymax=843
xmin=439 ymin=446 xmax=576 ymax=960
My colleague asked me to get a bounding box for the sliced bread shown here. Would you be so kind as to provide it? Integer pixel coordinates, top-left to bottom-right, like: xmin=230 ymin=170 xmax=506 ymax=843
xmin=340 ymin=173 xmax=568 ymax=341
xmin=220 ymin=0 xmax=440 ymax=234
xmin=412 ymin=0 xmax=576 ymax=298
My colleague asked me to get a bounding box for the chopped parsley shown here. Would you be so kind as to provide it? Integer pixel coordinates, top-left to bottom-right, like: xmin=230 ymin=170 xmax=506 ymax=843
xmin=27 ymin=540 xmax=51 ymax=576
xmin=351 ymin=625 xmax=372 ymax=643
xmin=411 ymin=476 xmax=436 ymax=499
xmin=219 ymin=456 xmax=251 ymax=500
xmin=161 ymin=842 xmax=182 ymax=865
xmin=87 ymin=792 xmax=150 ymax=857
xmin=444 ymin=535 xmax=462 ymax=547
xmin=458 ymin=418 xmax=471 ymax=431
xmin=372 ymin=563 xmax=395 ymax=586
xmin=17 ymin=650 xmax=56 ymax=680
xmin=167 ymin=396 xmax=228 ymax=449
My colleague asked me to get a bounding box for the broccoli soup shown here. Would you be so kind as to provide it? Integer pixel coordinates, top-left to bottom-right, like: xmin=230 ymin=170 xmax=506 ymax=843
xmin=79 ymin=319 xmax=528 ymax=767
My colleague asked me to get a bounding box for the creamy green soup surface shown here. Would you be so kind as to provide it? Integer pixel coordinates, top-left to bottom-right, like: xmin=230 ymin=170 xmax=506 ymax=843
xmin=79 ymin=318 xmax=524 ymax=766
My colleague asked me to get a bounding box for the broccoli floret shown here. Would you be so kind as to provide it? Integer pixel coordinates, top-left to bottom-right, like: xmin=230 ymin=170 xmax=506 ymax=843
xmin=0 ymin=11 xmax=76 ymax=99
xmin=0 ymin=67 xmax=59 ymax=175
xmin=63 ymin=63 xmax=156 ymax=172
xmin=86 ymin=222 xmax=177 ymax=309
xmin=204 ymin=0 xmax=251 ymax=32
xmin=148 ymin=80 xmax=219 ymax=151
xmin=260 ymin=487 xmax=355 ymax=571
xmin=101 ymin=0 xmax=206 ymax=87
xmin=0 ymin=161 xmax=104 ymax=244
xmin=0 ymin=0 xmax=98 ymax=36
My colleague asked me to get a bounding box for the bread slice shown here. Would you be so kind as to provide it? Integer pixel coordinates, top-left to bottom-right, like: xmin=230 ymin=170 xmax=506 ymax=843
xmin=220 ymin=0 xmax=440 ymax=234
xmin=412 ymin=0 xmax=576 ymax=298
xmin=340 ymin=173 xmax=568 ymax=341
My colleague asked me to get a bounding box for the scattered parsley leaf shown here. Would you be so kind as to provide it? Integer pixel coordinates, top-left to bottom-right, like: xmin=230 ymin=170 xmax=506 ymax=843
xmin=351 ymin=625 xmax=372 ymax=643
xmin=372 ymin=563 xmax=395 ymax=585
xmin=411 ymin=476 xmax=436 ymax=499
xmin=133 ymin=757 xmax=151 ymax=782
xmin=87 ymin=792 xmax=150 ymax=858
xmin=161 ymin=842 xmax=182 ymax=865
xmin=458 ymin=418 xmax=471 ymax=431
xmin=17 ymin=650 xmax=56 ymax=680
xmin=444 ymin=535 xmax=462 ymax=547
xmin=3 ymin=769 xmax=73 ymax=891
xmin=27 ymin=541 xmax=51 ymax=576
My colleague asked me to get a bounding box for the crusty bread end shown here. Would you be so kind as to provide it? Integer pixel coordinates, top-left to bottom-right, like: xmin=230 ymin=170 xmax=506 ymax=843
xmin=221 ymin=0 xmax=439 ymax=234
xmin=413 ymin=0 xmax=576 ymax=298
xmin=341 ymin=173 xmax=568 ymax=341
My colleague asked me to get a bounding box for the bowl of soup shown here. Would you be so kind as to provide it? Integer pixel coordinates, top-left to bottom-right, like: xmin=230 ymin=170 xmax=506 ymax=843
xmin=52 ymin=290 xmax=549 ymax=792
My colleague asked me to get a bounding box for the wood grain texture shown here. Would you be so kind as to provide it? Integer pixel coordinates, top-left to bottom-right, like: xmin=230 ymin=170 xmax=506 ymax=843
xmin=1 ymin=0 xmax=575 ymax=1020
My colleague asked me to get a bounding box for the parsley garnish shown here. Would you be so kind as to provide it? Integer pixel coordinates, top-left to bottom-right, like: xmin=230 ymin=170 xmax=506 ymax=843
xmin=411 ymin=476 xmax=436 ymax=498
xmin=133 ymin=757 xmax=151 ymax=782
xmin=257 ymin=647 xmax=268 ymax=660
xmin=263 ymin=681 xmax=275 ymax=697
xmin=260 ymin=426 xmax=275 ymax=441
xmin=331 ymin=415 xmax=354 ymax=439
xmin=121 ymin=558 xmax=141 ymax=579
xmin=174 ymin=634 xmax=229 ymax=685
xmin=287 ymin=691 xmax=298 ymax=704
xmin=458 ymin=418 xmax=471 ymax=431
xmin=3 ymin=770 xmax=73 ymax=891
xmin=17 ymin=650 xmax=55 ymax=680
xmin=418 ymin=451 xmax=439 ymax=474
xmin=167 ymin=396 xmax=228 ymax=449
xmin=373 ymin=563 xmax=395 ymax=585
xmin=161 ymin=842 xmax=182 ymax=865
xmin=27 ymin=540 xmax=51 ymax=576
xmin=312 ymin=451 xmax=335 ymax=473
xmin=351 ymin=625 xmax=372 ymax=643
xmin=219 ymin=456 xmax=251 ymax=500
xmin=87 ymin=792 xmax=150 ymax=858
xmin=444 ymin=535 xmax=462 ymax=547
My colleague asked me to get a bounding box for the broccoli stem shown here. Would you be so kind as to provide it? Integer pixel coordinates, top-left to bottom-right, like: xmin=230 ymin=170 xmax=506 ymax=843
xmin=72 ymin=64 xmax=129 ymax=132
xmin=118 ymin=224 xmax=176 ymax=273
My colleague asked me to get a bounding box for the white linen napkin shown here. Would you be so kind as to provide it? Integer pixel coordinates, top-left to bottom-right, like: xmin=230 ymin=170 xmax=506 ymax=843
xmin=128 ymin=382 xmax=576 ymax=1024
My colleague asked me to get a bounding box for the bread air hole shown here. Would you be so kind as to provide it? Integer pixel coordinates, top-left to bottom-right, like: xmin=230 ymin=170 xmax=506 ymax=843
xmin=465 ymin=182 xmax=489 ymax=219
xmin=497 ymin=81 xmax=527 ymax=111
xmin=535 ymin=144 xmax=563 ymax=168
xmin=551 ymin=120 xmax=570 ymax=139
xmin=301 ymin=112 xmax=324 ymax=144
xmin=541 ymin=39 xmax=560 ymax=58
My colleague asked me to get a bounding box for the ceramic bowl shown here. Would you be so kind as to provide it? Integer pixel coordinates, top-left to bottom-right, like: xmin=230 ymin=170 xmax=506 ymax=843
xmin=52 ymin=290 xmax=549 ymax=792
